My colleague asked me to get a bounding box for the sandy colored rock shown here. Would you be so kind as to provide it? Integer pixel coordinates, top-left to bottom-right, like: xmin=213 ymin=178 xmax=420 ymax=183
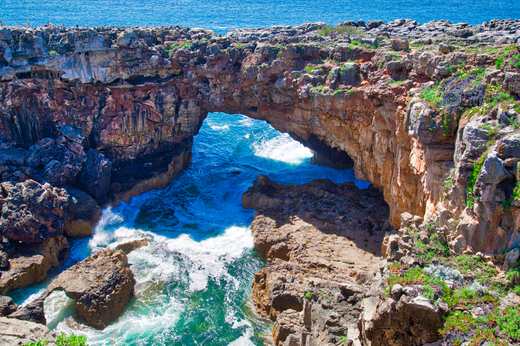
xmin=116 ymin=238 xmax=150 ymax=254
xmin=47 ymin=248 xmax=135 ymax=329
xmin=244 ymin=175 xmax=390 ymax=344
xmin=0 ymin=235 xmax=68 ymax=295
xmin=0 ymin=316 xmax=57 ymax=346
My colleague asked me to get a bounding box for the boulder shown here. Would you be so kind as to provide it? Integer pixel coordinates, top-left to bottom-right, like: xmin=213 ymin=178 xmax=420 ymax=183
xmin=7 ymin=293 xmax=47 ymax=324
xmin=504 ymin=248 xmax=520 ymax=272
xmin=27 ymin=138 xmax=86 ymax=186
xmin=0 ymin=180 xmax=69 ymax=243
xmin=79 ymin=149 xmax=112 ymax=199
xmin=116 ymin=238 xmax=150 ymax=254
xmin=0 ymin=317 xmax=57 ymax=345
xmin=0 ymin=236 xmax=68 ymax=295
xmin=391 ymin=38 xmax=409 ymax=51
xmin=46 ymin=249 xmax=135 ymax=329
xmin=64 ymin=187 xmax=101 ymax=238
xmin=0 ymin=296 xmax=17 ymax=316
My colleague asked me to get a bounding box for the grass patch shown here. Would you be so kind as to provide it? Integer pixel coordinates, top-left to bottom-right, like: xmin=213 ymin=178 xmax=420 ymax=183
xmin=317 ymin=25 xmax=365 ymax=36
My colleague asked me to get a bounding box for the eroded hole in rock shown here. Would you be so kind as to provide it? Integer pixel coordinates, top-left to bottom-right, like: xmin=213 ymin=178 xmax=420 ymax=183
xmin=7 ymin=112 xmax=379 ymax=345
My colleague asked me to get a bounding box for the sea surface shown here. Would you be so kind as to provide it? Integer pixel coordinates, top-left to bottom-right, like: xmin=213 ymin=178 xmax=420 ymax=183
xmin=11 ymin=113 xmax=369 ymax=345
xmin=1 ymin=0 xmax=520 ymax=33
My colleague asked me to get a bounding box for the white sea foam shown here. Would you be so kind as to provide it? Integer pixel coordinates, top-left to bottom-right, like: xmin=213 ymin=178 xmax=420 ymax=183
xmin=254 ymin=133 xmax=313 ymax=164
xmin=228 ymin=328 xmax=256 ymax=346
xmin=164 ymin=226 xmax=254 ymax=291
xmin=239 ymin=117 xmax=255 ymax=127
xmin=210 ymin=124 xmax=230 ymax=131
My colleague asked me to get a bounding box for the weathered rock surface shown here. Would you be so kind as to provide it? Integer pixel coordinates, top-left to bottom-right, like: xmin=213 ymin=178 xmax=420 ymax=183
xmin=46 ymin=248 xmax=135 ymax=329
xmin=243 ymin=175 xmax=390 ymax=345
xmin=360 ymin=294 xmax=444 ymax=345
xmin=0 ymin=317 xmax=57 ymax=346
xmin=115 ymin=238 xmax=150 ymax=254
xmin=0 ymin=295 xmax=17 ymax=316
xmin=0 ymin=20 xmax=519 ymax=255
xmin=7 ymin=293 xmax=46 ymax=324
xmin=63 ymin=186 xmax=101 ymax=238
xmin=0 ymin=180 xmax=69 ymax=243
xmin=0 ymin=235 xmax=68 ymax=295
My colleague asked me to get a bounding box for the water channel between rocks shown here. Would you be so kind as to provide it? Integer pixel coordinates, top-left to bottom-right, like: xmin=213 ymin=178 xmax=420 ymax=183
xmin=10 ymin=112 xmax=370 ymax=346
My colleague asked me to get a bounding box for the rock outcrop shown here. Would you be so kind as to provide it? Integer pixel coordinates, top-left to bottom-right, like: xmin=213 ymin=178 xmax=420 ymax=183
xmin=1 ymin=19 xmax=519 ymax=255
xmin=1 ymin=18 xmax=520 ymax=345
xmin=45 ymin=248 xmax=135 ymax=329
xmin=243 ymin=175 xmax=390 ymax=345
xmin=0 ymin=295 xmax=17 ymax=316
xmin=0 ymin=317 xmax=57 ymax=346
xmin=0 ymin=235 xmax=68 ymax=295
xmin=0 ymin=180 xmax=69 ymax=244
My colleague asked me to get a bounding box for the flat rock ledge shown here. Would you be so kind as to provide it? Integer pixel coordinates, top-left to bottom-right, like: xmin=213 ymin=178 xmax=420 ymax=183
xmin=0 ymin=317 xmax=57 ymax=346
xmin=243 ymin=175 xmax=391 ymax=345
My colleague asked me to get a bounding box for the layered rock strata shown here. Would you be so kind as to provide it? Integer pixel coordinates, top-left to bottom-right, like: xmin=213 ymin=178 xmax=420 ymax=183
xmin=1 ymin=19 xmax=519 ymax=259
xmin=0 ymin=18 xmax=519 ymax=343
xmin=243 ymin=175 xmax=390 ymax=345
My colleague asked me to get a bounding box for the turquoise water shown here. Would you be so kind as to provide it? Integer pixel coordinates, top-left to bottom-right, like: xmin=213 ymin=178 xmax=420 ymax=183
xmin=0 ymin=0 xmax=519 ymax=34
xmin=13 ymin=113 xmax=368 ymax=345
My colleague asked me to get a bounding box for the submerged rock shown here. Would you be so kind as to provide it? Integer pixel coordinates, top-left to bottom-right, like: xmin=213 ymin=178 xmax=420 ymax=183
xmin=116 ymin=238 xmax=150 ymax=254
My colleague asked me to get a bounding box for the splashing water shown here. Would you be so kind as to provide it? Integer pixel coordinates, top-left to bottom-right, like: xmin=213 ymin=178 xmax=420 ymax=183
xmin=13 ymin=113 xmax=369 ymax=345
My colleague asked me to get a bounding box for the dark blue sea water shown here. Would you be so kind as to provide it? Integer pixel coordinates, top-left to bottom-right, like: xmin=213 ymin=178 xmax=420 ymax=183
xmin=0 ymin=0 xmax=519 ymax=34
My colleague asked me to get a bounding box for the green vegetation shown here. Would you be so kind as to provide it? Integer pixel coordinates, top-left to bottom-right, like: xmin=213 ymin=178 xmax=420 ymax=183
xmin=466 ymin=149 xmax=487 ymax=208
xmin=24 ymin=333 xmax=88 ymax=346
xmin=498 ymin=306 xmax=520 ymax=340
xmin=49 ymin=50 xmax=57 ymax=55
xmin=316 ymin=25 xmax=365 ymax=36
xmin=387 ymin=267 xmax=431 ymax=290
xmin=306 ymin=66 xmax=323 ymax=74
xmin=389 ymin=78 xmax=405 ymax=84
xmin=57 ymin=334 xmax=88 ymax=346
xmin=418 ymin=85 xmax=444 ymax=107
xmin=305 ymin=291 xmax=312 ymax=299
xmin=24 ymin=341 xmax=48 ymax=346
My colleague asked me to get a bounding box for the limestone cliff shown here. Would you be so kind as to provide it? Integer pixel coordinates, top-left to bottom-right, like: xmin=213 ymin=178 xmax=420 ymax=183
xmin=1 ymin=18 xmax=520 ymax=344
xmin=1 ymin=20 xmax=519 ymax=256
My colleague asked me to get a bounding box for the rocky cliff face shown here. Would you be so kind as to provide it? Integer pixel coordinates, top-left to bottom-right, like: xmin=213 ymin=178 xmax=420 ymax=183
xmin=1 ymin=20 xmax=520 ymax=256
xmin=1 ymin=18 xmax=520 ymax=344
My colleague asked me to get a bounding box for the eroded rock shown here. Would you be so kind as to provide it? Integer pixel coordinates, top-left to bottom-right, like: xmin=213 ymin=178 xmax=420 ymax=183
xmin=244 ymin=175 xmax=390 ymax=344
xmin=46 ymin=248 xmax=135 ymax=329
xmin=0 ymin=180 xmax=69 ymax=243
xmin=0 ymin=317 xmax=57 ymax=346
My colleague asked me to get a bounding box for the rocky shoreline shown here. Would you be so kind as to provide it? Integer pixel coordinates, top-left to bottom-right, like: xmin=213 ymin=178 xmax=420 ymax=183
xmin=0 ymin=18 xmax=520 ymax=345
